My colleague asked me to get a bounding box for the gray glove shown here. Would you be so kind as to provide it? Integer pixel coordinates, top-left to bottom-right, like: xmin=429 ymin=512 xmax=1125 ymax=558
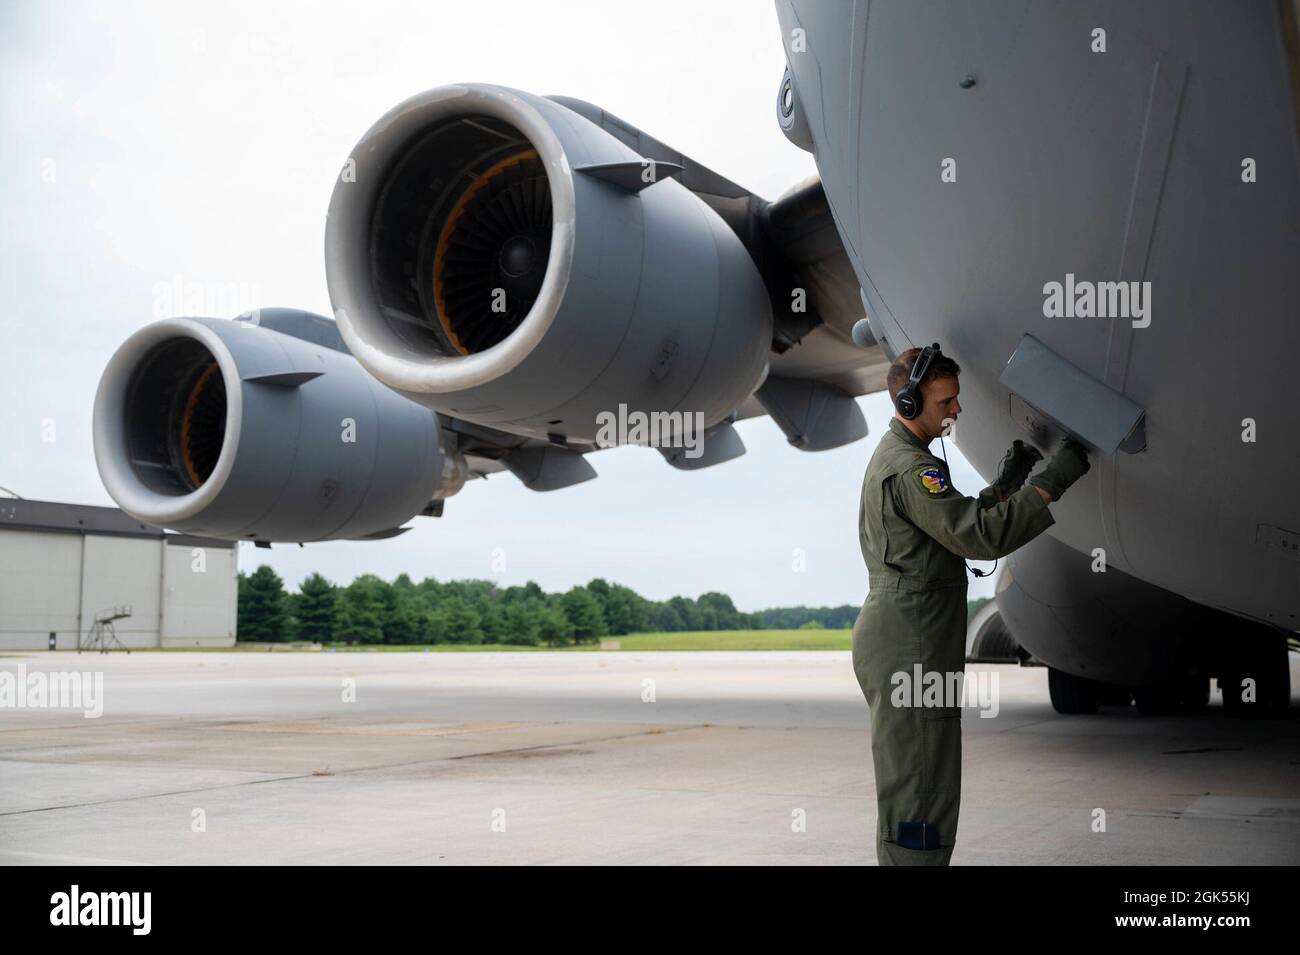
xmin=1028 ymin=437 xmax=1091 ymax=501
xmin=993 ymin=439 xmax=1043 ymax=498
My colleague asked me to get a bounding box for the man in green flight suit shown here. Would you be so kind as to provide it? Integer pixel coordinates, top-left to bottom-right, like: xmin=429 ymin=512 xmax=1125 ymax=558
xmin=853 ymin=343 xmax=1091 ymax=865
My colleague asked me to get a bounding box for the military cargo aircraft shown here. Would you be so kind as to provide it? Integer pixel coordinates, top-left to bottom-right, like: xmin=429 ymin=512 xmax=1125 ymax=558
xmin=92 ymin=1 xmax=1299 ymax=715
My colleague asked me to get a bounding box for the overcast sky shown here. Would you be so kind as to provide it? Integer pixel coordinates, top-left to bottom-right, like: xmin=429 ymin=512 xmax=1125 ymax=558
xmin=0 ymin=0 xmax=996 ymax=611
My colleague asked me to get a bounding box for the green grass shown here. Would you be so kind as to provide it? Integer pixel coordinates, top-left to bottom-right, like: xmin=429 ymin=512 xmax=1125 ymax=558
xmin=310 ymin=629 xmax=852 ymax=651
xmin=120 ymin=629 xmax=853 ymax=652
xmin=318 ymin=642 xmax=556 ymax=652
xmin=608 ymin=629 xmax=850 ymax=651
xmin=132 ymin=643 xmax=556 ymax=653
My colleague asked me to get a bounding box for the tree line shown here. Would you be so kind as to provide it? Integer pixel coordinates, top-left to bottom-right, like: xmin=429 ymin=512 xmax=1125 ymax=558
xmin=236 ymin=566 xmax=855 ymax=646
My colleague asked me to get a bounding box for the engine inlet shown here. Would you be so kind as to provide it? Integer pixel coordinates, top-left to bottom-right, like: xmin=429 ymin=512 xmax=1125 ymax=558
xmin=124 ymin=338 xmax=228 ymax=495
xmin=433 ymin=148 xmax=552 ymax=355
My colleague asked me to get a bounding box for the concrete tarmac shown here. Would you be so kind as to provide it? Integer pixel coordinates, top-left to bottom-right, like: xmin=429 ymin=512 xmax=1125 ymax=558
xmin=1 ymin=650 xmax=1297 ymax=864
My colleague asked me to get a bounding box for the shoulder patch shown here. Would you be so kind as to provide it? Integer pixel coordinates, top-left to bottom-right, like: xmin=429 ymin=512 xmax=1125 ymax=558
xmin=913 ymin=465 xmax=951 ymax=495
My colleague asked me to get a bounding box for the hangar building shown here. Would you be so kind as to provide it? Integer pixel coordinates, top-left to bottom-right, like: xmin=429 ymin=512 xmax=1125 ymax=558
xmin=0 ymin=498 xmax=238 ymax=650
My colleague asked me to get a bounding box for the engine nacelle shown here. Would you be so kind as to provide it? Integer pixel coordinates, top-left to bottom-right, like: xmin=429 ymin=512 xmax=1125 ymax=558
xmin=92 ymin=309 xmax=463 ymax=543
xmin=324 ymin=83 xmax=773 ymax=445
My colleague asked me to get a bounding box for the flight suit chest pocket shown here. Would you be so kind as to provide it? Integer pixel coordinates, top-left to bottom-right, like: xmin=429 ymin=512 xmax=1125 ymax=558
xmin=877 ymin=485 xmax=894 ymax=570
xmin=877 ymin=475 xmax=918 ymax=576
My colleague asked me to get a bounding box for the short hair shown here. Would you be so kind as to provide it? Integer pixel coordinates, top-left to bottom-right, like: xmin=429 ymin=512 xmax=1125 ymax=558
xmin=886 ymin=347 xmax=961 ymax=403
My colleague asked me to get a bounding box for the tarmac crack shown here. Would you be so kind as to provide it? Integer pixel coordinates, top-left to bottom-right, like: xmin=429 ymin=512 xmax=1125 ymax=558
xmin=0 ymin=771 xmax=317 ymax=817
xmin=444 ymin=724 xmax=703 ymax=762
xmin=0 ymin=724 xmax=709 ymax=816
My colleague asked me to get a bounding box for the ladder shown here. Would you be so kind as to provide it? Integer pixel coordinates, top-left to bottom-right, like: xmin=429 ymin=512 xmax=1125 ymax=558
xmin=80 ymin=604 xmax=133 ymax=654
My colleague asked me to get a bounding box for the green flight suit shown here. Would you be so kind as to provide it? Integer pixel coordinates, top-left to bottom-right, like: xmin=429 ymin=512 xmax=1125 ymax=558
xmin=852 ymin=417 xmax=1055 ymax=865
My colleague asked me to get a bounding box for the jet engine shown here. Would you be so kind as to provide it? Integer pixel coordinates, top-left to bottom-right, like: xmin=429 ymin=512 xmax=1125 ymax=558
xmin=324 ymin=83 xmax=773 ymax=445
xmin=92 ymin=309 xmax=464 ymax=543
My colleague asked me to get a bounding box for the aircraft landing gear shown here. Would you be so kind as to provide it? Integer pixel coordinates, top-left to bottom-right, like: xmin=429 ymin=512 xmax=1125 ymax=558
xmin=1048 ymin=667 xmax=1101 ymax=714
xmin=1048 ymin=668 xmax=1136 ymax=714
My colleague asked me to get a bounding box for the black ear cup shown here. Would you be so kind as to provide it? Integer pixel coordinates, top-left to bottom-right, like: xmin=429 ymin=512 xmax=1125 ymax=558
xmin=895 ymin=387 xmax=920 ymax=420
xmin=893 ymin=342 xmax=941 ymax=420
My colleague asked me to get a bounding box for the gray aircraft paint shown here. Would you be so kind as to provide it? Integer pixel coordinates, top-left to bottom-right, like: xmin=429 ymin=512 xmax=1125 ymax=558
xmin=324 ymin=84 xmax=773 ymax=449
xmin=775 ymin=0 xmax=1300 ymax=669
xmin=93 ymin=310 xmax=460 ymax=543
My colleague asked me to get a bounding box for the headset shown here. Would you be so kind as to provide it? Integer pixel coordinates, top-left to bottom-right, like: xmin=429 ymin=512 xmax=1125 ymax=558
xmin=893 ymin=342 xmax=942 ymax=420
xmin=894 ymin=342 xmax=998 ymax=579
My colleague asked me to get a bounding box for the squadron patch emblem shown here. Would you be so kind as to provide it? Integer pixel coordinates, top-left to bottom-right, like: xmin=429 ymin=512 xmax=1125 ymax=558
xmin=915 ymin=465 xmax=950 ymax=495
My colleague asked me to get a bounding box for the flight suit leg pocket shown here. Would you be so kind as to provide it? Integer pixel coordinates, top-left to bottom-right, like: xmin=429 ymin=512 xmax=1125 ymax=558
xmin=878 ymin=840 xmax=954 ymax=867
xmin=917 ymin=708 xmax=962 ymax=853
